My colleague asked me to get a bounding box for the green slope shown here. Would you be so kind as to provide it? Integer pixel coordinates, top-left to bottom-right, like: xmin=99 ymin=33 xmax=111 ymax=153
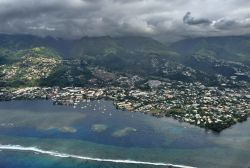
xmin=170 ymin=36 xmax=250 ymax=65
xmin=0 ymin=47 xmax=61 ymax=87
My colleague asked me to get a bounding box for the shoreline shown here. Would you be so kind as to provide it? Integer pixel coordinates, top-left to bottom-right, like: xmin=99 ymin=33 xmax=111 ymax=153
xmin=0 ymin=86 xmax=249 ymax=132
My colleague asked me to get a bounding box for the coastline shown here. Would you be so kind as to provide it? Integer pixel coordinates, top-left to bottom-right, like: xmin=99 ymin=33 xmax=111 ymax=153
xmin=0 ymin=86 xmax=249 ymax=132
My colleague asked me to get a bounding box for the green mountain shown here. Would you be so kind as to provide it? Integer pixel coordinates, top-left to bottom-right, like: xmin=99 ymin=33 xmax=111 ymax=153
xmin=0 ymin=34 xmax=175 ymax=58
xmin=170 ymin=36 xmax=250 ymax=65
xmin=0 ymin=47 xmax=60 ymax=87
xmin=0 ymin=34 xmax=179 ymax=87
xmin=0 ymin=34 xmax=250 ymax=87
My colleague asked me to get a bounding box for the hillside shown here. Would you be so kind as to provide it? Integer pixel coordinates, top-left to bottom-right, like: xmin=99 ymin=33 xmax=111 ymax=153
xmin=170 ymin=36 xmax=250 ymax=65
xmin=0 ymin=47 xmax=60 ymax=87
xmin=0 ymin=34 xmax=250 ymax=87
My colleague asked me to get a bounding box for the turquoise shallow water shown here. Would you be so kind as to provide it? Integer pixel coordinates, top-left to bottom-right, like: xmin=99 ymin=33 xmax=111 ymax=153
xmin=0 ymin=100 xmax=249 ymax=168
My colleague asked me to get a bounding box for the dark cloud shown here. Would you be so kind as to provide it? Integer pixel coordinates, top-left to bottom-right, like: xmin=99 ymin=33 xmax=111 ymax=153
xmin=213 ymin=19 xmax=250 ymax=30
xmin=183 ymin=12 xmax=212 ymax=25
xmin=0 ymin=0 xmax=250 ymax=42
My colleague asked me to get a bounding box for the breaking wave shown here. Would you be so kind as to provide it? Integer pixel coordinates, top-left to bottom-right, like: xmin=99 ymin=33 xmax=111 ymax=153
xmin=0 ymin=144 xmax=196 ymax=168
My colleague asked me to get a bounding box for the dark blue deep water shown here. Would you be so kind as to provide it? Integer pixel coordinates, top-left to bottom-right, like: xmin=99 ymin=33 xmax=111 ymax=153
xmin=0 ymin=100 xmax=249 ymax=168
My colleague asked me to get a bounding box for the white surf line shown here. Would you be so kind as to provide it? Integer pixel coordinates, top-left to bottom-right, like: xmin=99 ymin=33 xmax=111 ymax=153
xmin=0 ymin=144 xmax=196 ymax=168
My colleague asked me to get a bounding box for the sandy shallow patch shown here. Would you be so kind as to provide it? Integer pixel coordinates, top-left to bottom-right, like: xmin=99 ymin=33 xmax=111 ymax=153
xmin=0 ymin=109 xmax=85 ymax=133
xmin=112 ymin=127 xmax=137 ymax=138
xmin=91 ymin=124 xmax=108 ymax=133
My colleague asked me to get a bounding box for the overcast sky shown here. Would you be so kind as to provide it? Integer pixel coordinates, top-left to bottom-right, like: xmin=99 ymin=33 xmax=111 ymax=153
xmin=1 ymin=0 xmax=250 ymax=42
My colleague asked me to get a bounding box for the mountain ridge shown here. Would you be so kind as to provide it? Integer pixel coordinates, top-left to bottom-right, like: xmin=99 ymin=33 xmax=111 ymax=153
xmin=0 ymin=33 xmax=250 ymax=87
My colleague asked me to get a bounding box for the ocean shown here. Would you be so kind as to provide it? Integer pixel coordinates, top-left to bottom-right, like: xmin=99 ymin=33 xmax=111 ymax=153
xmin=0 ymin=100 xmax=249 ymax=168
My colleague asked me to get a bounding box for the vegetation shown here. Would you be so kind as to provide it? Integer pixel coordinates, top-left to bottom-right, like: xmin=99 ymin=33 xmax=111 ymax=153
xmin=0 ymin=34 xmax=250 ymax=87
xmin=0 ymin=47 xmax=60 ymax=87
xmin=170 ymin=36 xmax=250 ymax=65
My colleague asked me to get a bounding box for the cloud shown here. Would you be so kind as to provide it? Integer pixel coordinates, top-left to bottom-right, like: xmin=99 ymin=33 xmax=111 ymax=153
xmin=183 ymin=12 xmax=212 ymax=25
xmin=0 ymin=0 xmax=250 ymax=42
xmin=213 ymin=18 xmax=250 ymax=30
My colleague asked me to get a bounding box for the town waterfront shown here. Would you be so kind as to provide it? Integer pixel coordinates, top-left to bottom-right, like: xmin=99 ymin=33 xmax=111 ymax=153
xmin=0 ymin=100 xmax=249 ymax=168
